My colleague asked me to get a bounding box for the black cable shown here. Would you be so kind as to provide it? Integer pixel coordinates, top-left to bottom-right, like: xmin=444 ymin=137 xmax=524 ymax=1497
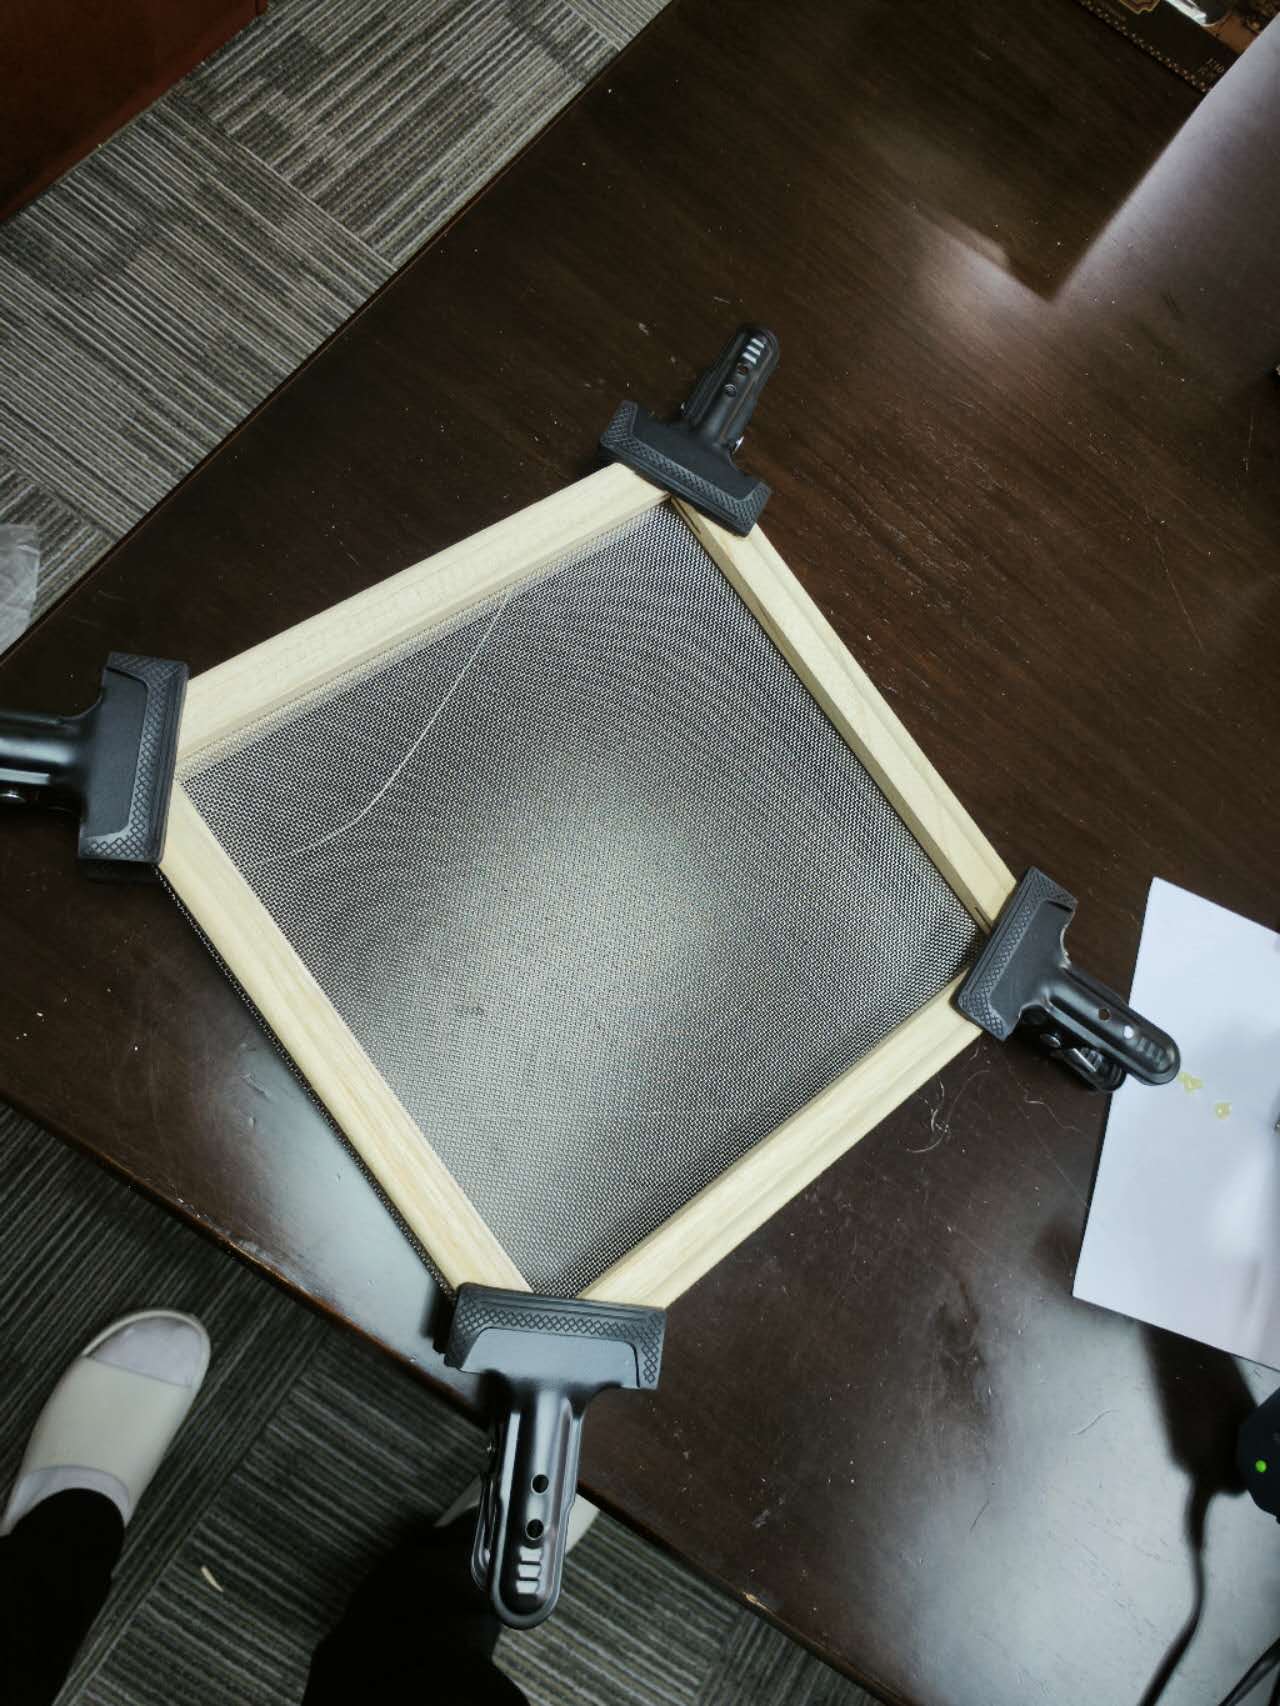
xmin=1210 ymin=1633 xmax=1280 ymax=1706
xmin=1268 ymin=1666 xmax=1280 ymax=1706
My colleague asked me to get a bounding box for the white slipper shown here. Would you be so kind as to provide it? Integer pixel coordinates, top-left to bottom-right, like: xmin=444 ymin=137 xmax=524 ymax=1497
xmin=0 ymin=1309 xmax=210 ymax=1536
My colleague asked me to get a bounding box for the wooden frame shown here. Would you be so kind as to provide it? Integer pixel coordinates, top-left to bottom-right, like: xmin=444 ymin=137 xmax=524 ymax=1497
xmin=161 ymin=464 xmax=1016 ymax=1305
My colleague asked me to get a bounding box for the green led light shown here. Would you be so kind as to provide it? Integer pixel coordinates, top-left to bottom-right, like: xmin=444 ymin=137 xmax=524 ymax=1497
xmin=1255 ymin=1460 xmax=1269 ymax=1474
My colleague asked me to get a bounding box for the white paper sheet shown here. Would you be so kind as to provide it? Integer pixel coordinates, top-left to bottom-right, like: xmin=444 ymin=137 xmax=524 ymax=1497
xmin=1074 ymin=878 xmax=1280 ymax=1369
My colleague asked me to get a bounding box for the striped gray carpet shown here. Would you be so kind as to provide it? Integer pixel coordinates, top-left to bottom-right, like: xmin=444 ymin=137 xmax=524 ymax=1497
xmin=0 ymin=0 xmax=659 ymax=612
xmin=1 ymin=1106 xmax=873 ymax=1705
xmin=0 ymin=2 xmax=877 ymax=1701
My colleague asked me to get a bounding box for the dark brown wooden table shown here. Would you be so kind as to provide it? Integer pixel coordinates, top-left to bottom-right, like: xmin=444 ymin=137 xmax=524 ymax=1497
xmin=3 ymin=2 xmax=1280 ymax=1701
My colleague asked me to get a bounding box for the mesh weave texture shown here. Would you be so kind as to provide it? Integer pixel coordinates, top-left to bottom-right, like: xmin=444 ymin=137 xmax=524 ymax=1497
xmin=183 ymin=507 xmax=977 ymax=1295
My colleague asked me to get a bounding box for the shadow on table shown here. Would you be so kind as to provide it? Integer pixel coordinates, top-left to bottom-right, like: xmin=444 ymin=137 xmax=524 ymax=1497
xmin=1136 ymin=1323 xmax=1253 ymax=1706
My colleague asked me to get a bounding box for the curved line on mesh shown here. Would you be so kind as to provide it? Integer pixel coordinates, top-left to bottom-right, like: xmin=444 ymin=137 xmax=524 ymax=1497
xmin=251 ymin=586 xmax=514 ymax=870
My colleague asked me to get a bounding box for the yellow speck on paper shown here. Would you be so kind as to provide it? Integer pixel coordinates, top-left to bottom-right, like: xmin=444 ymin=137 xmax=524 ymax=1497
xmin=1214 ymin=1102 xmax=1231 ymax=1120
xmin=1178 ymin=1071 xmax=1205 ymax=1094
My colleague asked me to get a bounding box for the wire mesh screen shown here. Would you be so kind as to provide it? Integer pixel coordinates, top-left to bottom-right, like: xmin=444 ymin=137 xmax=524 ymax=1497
xmin=181 ymin=505 xmax=978 ymax=1296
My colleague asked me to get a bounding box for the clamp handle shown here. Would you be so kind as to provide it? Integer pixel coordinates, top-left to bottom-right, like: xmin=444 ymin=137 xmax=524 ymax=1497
xmin=444 ymin=1285 xmax=665 ymax=1627
xmin=0 ymin=652 xmax=187 ymax=874
xmin=957 ymin=868 xmax=1179 ymax=1091
xmin=601 ymin=323 xmax=780 ymax=533
xmin=680 ymin=325 xmax=780 ymax=457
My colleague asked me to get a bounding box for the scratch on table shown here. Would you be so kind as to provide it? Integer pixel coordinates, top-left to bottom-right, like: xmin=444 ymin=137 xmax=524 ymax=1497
xmin=1152 ymin=528 xmax=1203 ymax=653
xmin=1072 ymin=1408 xmax=1116 ymax=1437
xmin=908 ymin=1068 xmax=990 ymax=1154
xmin=1022 ymin=1095 xmax=1079 ymax=1137
xmin=1031 ymin=1127 xmax=1086 ymax=1208
xmin=950 ymin=1222 xmax=999 ymax=1266
xmin=144 ymin=1045 xmax=163 ymax=1138
xmin=908 ymin=1081 xmax=948 ymax=1154
xmin=969 ymin=1497 xmax=991 ymax=1534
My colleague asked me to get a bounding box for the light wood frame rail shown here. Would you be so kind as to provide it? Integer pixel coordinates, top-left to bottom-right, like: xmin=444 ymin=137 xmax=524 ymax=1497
xmin=161 ymin=463 xmax=1015 ymax=1302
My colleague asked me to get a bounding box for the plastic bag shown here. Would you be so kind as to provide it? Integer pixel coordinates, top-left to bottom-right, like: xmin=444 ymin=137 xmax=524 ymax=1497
xmin=0 ymin=525 xmax=39 ymax=653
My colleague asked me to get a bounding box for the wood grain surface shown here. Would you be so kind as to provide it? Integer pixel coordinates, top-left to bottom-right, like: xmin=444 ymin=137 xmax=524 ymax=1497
xmin=2 ymin=1 xmax=1279 ymax=1701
